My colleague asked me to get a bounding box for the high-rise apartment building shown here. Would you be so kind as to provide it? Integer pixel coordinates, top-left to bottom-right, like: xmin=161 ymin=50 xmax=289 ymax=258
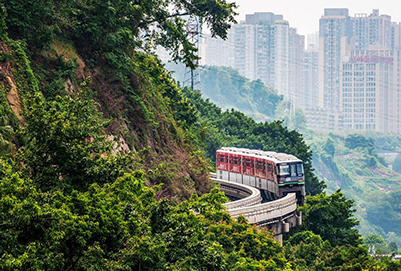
xmin=272 ymin=20 xmax=290 ymax=97
xmin=240 ymin=12 xmax=291 ymax=97
xmin=340 ymin=50 xmax=397 ymax=132
xmin=201 ymin=33 xmax=234 ymax=67
xmin=231 ymin=23 xmax=257 ymax=80
xmin=307 ymin=32 xmax=319 ymax=48
xmin=304 ymin=45 xmax=319 ymax=109
xmin=200 ymin=12 xmax=295 ymax=101
xmin=318 ymin=8 xmax=353 ymax=114
xmin=319 ymin=9 xmax=401 ymax=133
xmin=199 ymin=8 xmax=401 ymax=134
xmin=289 ymin=28 xmax=305 ymax=108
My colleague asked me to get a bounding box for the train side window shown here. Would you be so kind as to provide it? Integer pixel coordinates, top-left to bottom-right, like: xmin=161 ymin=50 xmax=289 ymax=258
xmin=233 ymin=157 xmax=238 ymax=165
xmin=220 ymin=155 xmax=225 ymax=163
xmin=246 ymin=159 xmax=251 ymax=167
xmin=267 ymin=164 xmax=272 ymax=172
xmin=258 ymin=161 xmax=263 ymax=170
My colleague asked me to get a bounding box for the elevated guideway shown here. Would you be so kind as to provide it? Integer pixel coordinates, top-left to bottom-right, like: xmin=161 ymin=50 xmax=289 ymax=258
xmin=211 ymin=173 xmax=301 ymax=242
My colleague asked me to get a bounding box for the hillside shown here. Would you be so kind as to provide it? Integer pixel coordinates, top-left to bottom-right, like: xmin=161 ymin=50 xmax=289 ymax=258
xmin=0 ymin=1 xmax=227 ymax=200
xmin=1 ymin=1 xmax=401 ymax=269
xmin=167 ymin=63 xmax=283 ymax=122
xmin=176 ymin=64 xmax=401 ymax=248
xmin=307 ymin=132 xmax=401 ymax=247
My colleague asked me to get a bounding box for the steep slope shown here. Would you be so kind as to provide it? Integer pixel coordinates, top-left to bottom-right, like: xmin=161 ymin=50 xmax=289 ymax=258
xmin=0 ymin=3 xmax=212 ymax=200
xmin=167 ymin=63 xmax=283 ymax=122
xmin=307 ymin=132 xmax=401 ymax=247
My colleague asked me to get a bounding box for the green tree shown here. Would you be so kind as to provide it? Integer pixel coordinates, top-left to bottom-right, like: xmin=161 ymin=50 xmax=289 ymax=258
xmin=285 ymin=231 xmax=382 ymax=270
xmin=389 ymin=241 xmax=398 ymax=253
xmin=323 ymin=138 xmax=335 ymax=157
xmin=17 ymin=92 xmax=133 ymax=192
xmin=392 ymin=153 xmax=401 ymax=174
xmin=364 ymin=233 xmax=390 ymax=254
xmin=0 ymin=4 xmax=7 ymax=39
xmin=4 ymin=0 xmax=237 ymax=68
xmin=365 ymin=191 xmax=401 ymax=237
xmin=294 ymin=189 xmax=362 ymax=247
xmin=0 ymin=106 xmax=12 ymax=155
xmin=345 ymin=134 xmax=374 ymax=154
xmin=290 ymin=108 xmax=307 ymax=132
xmin=0 ymin=89 xmax=290 ymax=270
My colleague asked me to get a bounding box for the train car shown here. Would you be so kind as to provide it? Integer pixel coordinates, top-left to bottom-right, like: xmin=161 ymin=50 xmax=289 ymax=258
xmin=216 ymin=147 xmax=305 ymax=205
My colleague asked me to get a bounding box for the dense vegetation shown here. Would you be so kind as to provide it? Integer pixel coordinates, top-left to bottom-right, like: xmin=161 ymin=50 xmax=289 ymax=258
xmin=167 ymin=64 xmax=283 ymax=122
xmin=1 ymin=0 xmax=400 ymax=269
xmin=309 ymin=131 xmax=401 ymax=248
xmin=181 ymin=88 xmax=325 ymax=196
xmin=1 ymin=0 xmax=240 ymax=199
xmin=183 ymin=63 xmax=401 ymax=250
xmin=0 ymin=92 xmax=291 ymax=269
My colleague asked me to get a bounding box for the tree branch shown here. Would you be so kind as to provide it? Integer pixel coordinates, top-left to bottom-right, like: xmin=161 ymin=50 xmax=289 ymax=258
xmin=141 ymin=12 xmax=190 ymax=25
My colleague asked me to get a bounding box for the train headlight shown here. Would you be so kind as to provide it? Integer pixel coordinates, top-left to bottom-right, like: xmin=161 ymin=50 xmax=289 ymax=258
xmin=299 ymin=179 xmax=303 ymax=182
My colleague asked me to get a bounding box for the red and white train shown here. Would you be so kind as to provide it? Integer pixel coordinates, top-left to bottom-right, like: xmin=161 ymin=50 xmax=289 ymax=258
xmin=216 ymin=147 xmax=305 ymax=205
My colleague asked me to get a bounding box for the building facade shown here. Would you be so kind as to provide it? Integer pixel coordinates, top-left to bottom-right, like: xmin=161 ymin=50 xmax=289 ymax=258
xmin=319 ymin=8 xmax=401 ymax=133
xmin=304 ymin=45 xmax=319 ymax=109
xmin=289 ymin=27 xmax=305 ymax=108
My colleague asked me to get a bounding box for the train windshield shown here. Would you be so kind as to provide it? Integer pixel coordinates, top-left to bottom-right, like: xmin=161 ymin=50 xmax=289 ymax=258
xmin=278 ymin=164 xmax=290 ymax=176
xmin=277 ymin=162 xmax=303 ymax=176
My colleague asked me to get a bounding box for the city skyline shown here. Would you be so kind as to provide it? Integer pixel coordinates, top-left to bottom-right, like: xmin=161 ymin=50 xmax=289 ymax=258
xmin=233 ymin=0 xmax=401 ymax=36
xmin=199 ymin=8 xmax=401 ymax=133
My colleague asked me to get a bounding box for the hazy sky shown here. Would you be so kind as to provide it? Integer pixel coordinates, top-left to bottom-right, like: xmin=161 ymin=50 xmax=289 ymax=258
xmin=233 ymin=0 xmax=401 ymax=36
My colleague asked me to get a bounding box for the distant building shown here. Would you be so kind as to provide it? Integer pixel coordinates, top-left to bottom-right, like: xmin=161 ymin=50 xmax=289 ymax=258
xmin=307 ymin=31 xmax=319 ymax=48
xmin=289 ymin=28 xmax=305 ymax=108
xmin=318 ymin=8 xmax=353 ymax=112
xmin=340 ymin=49 xmax=398 ymax=132
xmin=318 ymin=8 xmax=401 ymax=133
xmin=304 ymin=45 xmax=319 ymax=109
xmin=271 ymin=20 xmax=290 ymax=97
xmin=201 ymin=33 xmax=234 ymax=67
xmin=201 ymin=12 xmax=296 ymax=103
xmin=199 ymin=8 xmax=401 ymax=134
xmin=231 ymin=23 xmax=257 ymax=81
xmin=339 ymin=10 xmax=401 ymax=133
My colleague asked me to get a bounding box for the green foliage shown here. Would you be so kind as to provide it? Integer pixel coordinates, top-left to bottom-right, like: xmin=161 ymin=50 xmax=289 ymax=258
xmin=367 ymin=155 xmax=378 ymax=167
xmin=365 ymin=190 xmax=401 ymax=237
xmin=306 ymin=130 xmax=401 ymax=245
xmin=392 ymin=153 xmax=401 ymax=174
xmin=365 ymin=233 xmax=393 ymax=254
xmin=0 ymin=157 xmax=291 ymax=270
xmin=4 ymin=0 xmax=58 ymax=50
xmin=4 ymin=0 xmax=237 ymax=68
xmin=182 ymin=88 xmax=325 ymax=196
xmin=389 ymin=241 xmax=398 ymax=253
xmin=0 ymin=4 xmax=6 ymax=39
xmin=284 ymin=231 xmax=395 ymax=270
xmin=17 ymin=92 xmax=133 ymax=192
xmin=294 ymin=189 xmax=362 ymax=247
xmin=288 ymin=108 xmax=307 ymax=133
xmin=0 ymin=87 xmax=292 ymax=269
xmin=323 ymin=138 xmax=335 ymax=157
xmin=345 ymin=133 xmax=375 ymax=154
xmin=169 ymin=64 xmax=283 ymax=121
xmin=0 ymin=104 xmax=12 ymax=155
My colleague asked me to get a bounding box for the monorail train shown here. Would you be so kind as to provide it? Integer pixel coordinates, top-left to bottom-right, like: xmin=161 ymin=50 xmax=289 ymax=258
xmin=216 ymin=147 xmax=305 ymax=205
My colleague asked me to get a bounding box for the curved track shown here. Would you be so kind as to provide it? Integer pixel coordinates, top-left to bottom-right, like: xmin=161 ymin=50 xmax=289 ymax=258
xmin=211 ymin=174 xmax=301 ymax=232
